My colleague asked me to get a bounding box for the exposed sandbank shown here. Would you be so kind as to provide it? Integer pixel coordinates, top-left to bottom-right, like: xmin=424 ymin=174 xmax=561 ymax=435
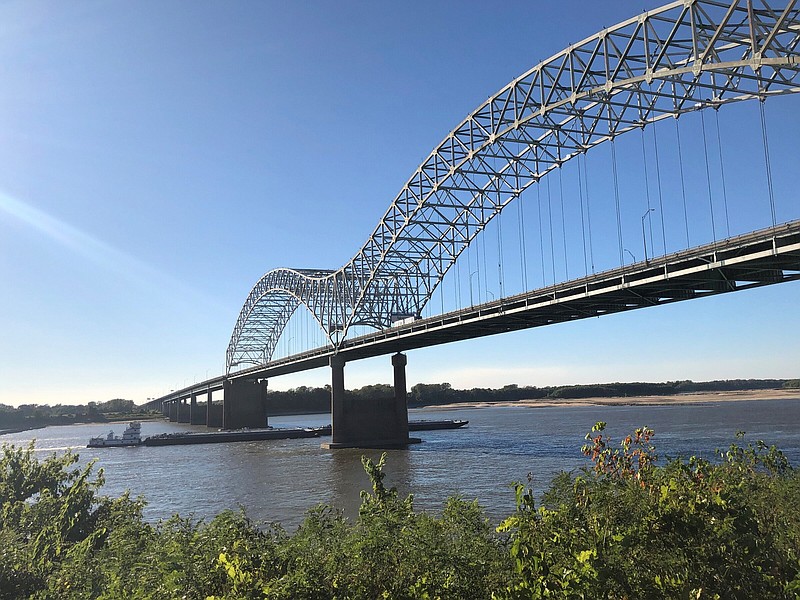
xmin=416 ymin=389 xmax=800 ymax=410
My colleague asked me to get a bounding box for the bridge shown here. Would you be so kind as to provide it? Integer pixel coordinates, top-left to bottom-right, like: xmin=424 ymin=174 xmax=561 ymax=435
xmin=158 ymin=0 xmax=800 ymax=448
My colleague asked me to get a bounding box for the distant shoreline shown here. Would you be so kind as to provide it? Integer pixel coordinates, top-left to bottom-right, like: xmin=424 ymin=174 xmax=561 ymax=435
xmin=4 ymin=390 xmax=798 ymax=436
xmin=416 ymin=389 xmax=800 ymax=410
xmin=0 ymin=425 xmax=47 ymax=437
xmin=0 ymin=414 xmax=163 ymax=437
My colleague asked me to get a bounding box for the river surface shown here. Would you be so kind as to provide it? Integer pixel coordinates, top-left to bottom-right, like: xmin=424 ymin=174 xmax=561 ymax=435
xmin=3 ymin=398 xmax=799 ymax=528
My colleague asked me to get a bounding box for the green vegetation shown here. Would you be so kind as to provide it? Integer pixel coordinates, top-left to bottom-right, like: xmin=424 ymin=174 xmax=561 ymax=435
xmin=497 ymin=425 xmax=800 ymax=599
xmin=2 ymin=426 xmax=799 ymax=599
xmin=261 ymin=378 xmax=796 ymax=414
xmin=411 ymin=378 xmax=793 ymax=404
xmin=0 ymin=400 xmax=159 ymax=433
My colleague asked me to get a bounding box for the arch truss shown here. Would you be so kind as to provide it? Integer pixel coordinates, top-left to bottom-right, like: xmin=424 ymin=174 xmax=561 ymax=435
xmin=228 ymin=0 xmax=800 ymax=373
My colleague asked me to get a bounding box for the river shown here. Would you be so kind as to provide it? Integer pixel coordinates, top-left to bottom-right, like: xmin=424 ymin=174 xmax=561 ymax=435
xmin=3 ymin=398 xmax=799 ymax=529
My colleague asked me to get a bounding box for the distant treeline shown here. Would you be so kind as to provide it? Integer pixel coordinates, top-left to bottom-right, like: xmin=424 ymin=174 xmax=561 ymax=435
xmin=0 ymin=399 xmax=155 ymax=432
xmin=6 ymin=379 xmax=797 ymax=428
xmin=263 ymin=378 xmax=798 ymax=414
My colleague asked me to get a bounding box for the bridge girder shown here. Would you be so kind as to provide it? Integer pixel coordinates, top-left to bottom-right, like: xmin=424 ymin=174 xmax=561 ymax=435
xmin=227 ymin=0 xmax=800 ymax=374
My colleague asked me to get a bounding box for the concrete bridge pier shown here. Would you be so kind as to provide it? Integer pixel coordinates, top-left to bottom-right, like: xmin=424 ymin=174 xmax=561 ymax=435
xmin=323 ymin=352 xmax=419 ymax=449
xmin=392 ymin=352 xmax=410 ymax=442
xmin=177 ymin=398 xmax=190 ymax=423
xmin=189 ymin=393 xmax=205 ymax=425
xmin=161 ymin=402 xmax=169 ymax=418
xmin=168 ymin=401 xmax=178 ymax=422
xmin=329 ymin=355 xmax=346 ymax=446
xmin=222 ymin=378 xmax=268 ymax=430
xmin=207 ymin=390 xmax=223 ymax=428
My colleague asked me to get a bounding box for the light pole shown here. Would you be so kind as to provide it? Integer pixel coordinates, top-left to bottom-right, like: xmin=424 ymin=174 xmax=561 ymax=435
xmin=624 ymin=248 xmax=636 ymax=264
xmin=641 ymin=208 xmax=655 ymax=264
xmin=469 ymin=271 xmax=478 ymax=306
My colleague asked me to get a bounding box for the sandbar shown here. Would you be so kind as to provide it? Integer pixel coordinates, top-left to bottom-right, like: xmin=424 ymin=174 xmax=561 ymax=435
xmin=417 ymin=389 xmax=800 ymax=410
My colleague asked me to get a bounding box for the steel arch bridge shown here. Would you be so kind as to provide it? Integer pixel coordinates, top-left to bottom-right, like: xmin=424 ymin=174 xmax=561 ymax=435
xmin=227 ymin=0 xmax=800 ymax=375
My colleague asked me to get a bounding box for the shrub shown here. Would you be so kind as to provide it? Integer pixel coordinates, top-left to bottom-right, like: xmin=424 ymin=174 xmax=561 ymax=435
xmin=2 ymin=426 xmax=798 ymax=599
xmin=495 ymin=424 xmax=800 ymax=599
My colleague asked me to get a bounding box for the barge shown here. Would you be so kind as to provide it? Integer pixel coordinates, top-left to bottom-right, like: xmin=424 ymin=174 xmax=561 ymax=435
xmin=312 ymin=419 xmax=468 ymax=436
xmin=88 ymin=419 xmax=468 ymax=448
xmin=410 ymin=419 xmax=468 ymax=431
xmin=142 ymin=427 xmax=319 ymax=446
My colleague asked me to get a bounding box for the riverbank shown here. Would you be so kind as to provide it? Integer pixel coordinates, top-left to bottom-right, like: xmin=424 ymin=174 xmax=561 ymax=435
xmin=0 ymin=425 xmax=47 ymax=436
xmin=419 ymin=388 xmax=800 ymax=410
xmin=0 ymin=413 xmax=163 ymax=437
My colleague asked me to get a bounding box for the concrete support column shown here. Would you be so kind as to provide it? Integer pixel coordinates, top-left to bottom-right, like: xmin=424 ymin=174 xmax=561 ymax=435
xmin=206 ymin=390 xmax=214 ymax=426
xmin=162 ymin=402 xmax=169 ymax=417
xmin=207 ymin=388 xmax=223 ymax=428
xmin=323 ymin=353 xmax=419 ymax=449
xmin=223 ymin=379 xmax=230 ymax=426
xmin=223 ymin=378 xmax=268 ymax=430
xmin=392 ymin=352 xmax=410 ymax=441
xmin=329 ymin=355 xmax=346 ymax=446
xmin=190 ymin=393 xmax=205 ymax=425
xmin=177 ymin=398 xmax=190 ymax=423
xmin=168 ymin=401 xmax=178 ymax=422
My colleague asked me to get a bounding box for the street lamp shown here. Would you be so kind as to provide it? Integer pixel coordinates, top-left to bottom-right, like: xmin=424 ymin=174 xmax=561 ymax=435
xmin=469 ymin=271 xmax=478 ymax=306
xmin=641 ymin=208 xmax=655 ymax=264
xmin=624 ymin=248 xmax=636 ymax=264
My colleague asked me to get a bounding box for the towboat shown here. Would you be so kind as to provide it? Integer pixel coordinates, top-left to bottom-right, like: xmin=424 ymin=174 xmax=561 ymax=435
xmin=87 ymin=422 xmax=142 ymax=447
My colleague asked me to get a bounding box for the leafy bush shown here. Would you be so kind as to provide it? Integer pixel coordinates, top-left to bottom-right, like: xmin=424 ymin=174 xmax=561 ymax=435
xmin=0 ymin=443 xmax=109 ymax=599
xmin=495 ymin=423 xmax=800 ymax=599
xmin=1 ymin=426 xmax=799 ymax=599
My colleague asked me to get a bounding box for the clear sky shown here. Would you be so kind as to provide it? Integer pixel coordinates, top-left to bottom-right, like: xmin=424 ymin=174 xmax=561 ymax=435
xmin=1 ymin=1 xmax=798 ymax=407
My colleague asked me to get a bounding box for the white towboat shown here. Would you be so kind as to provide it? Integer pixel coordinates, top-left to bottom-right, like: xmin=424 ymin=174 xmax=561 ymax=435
xmin=87 ymin=422 xmax=142 ymax=447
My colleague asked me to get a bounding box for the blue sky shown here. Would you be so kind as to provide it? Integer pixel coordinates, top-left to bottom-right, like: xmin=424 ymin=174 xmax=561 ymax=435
xmin=1 ymin=1 xmax=798 ymax=406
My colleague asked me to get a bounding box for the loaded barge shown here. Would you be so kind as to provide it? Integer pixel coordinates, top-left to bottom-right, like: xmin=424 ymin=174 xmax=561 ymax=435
xmin=311 ymin=419 xmax=469 ymax=436
xmin=143 ymin=427 xmax=318 ymax=446
xmin=88 ymin=419 xmax=468 ymax=448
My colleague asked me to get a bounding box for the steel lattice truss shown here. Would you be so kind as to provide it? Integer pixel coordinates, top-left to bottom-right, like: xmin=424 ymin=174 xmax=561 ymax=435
xmin=227 ymin=0 xmax=800 ymax=373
